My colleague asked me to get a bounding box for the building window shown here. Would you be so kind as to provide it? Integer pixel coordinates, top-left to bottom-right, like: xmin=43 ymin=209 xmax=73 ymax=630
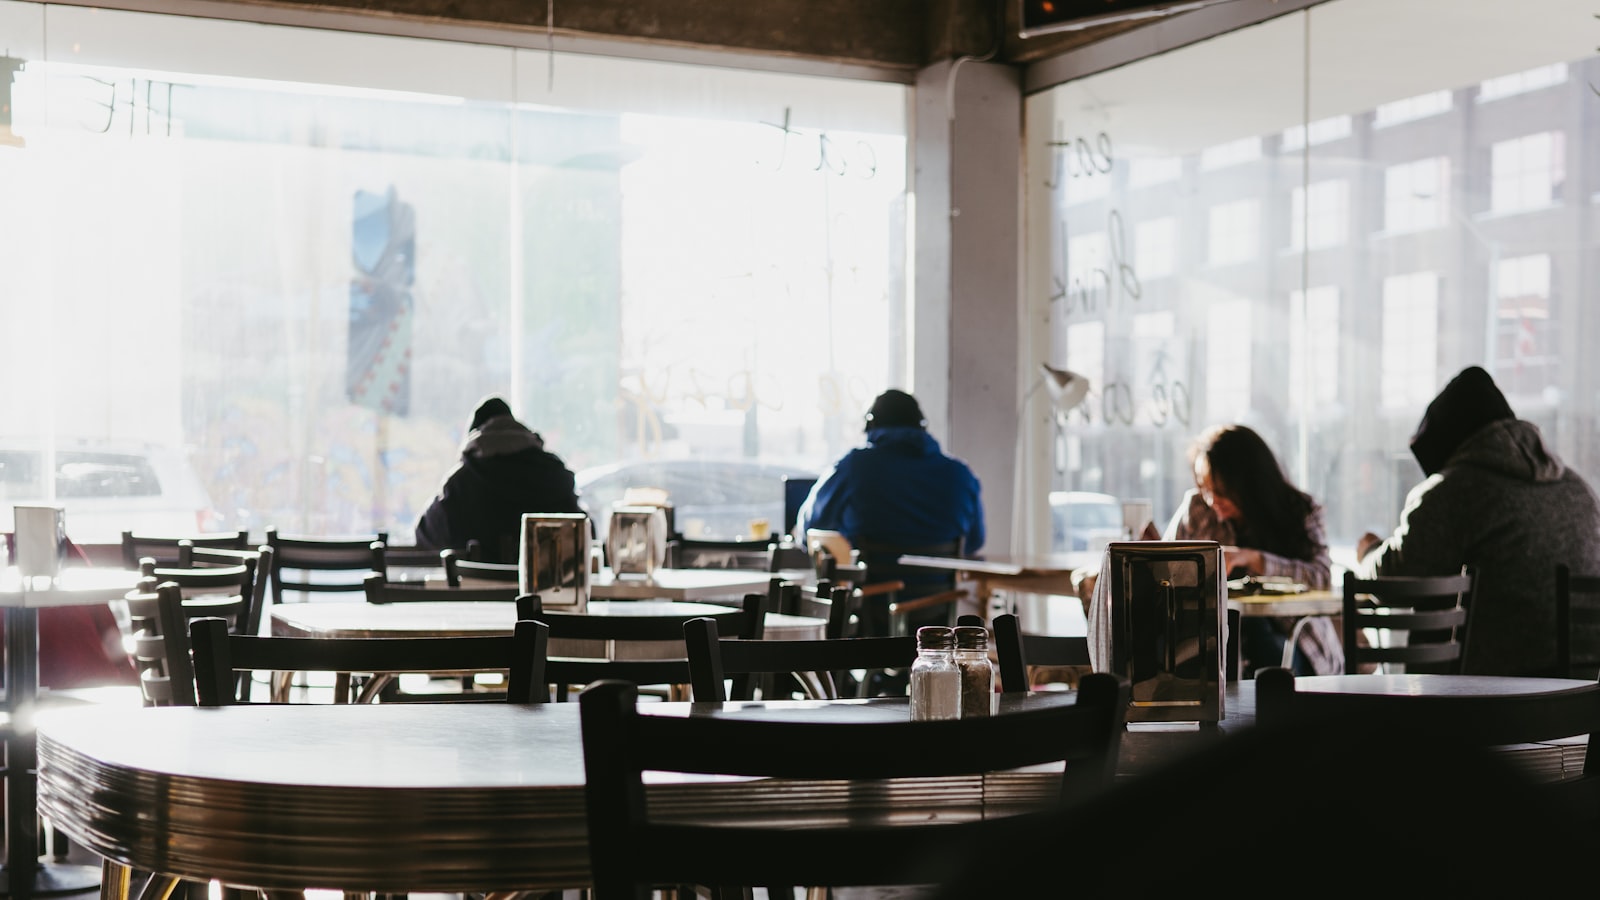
xmin=1280 ymin=115 xmax=1352 ymax=152
xmin=1205 ymin=299 xmax=1252 ymax=421
xmin=1373 ymin=89 xmax=1454 ymax=128
xmin=1135 ymin=216 xmax=1177 ymax=279
xmin=1479 ymin=63 xmax=1568 ymax=102
xmin=1290 ymin=179 xmax=1349 ymax=250
xmin=1381 ymin=272 xmax=1439 ymax=409
xmin=1208 ymin=199 xmax=1259 ymax=266
xmin=1383 ymin=157 xmax=1450 ymax=233
xmin=1067 ymin=231 xmax=1110 ymax=308
xmin=1289 ymin=286 xmax=1339 ymax=410
xmin=1067 ymin=321 xmax=1106 ymax=405
xmin=1494 ymin=254 xmax=1555 ymax=397
xmin=1128 ymin=156 xmax=1182 ymax=188
xmin=1199 ymin=136 xmax=1262 ymax=171
xmin=1490 ymin=131 xmax=1564 ymax=214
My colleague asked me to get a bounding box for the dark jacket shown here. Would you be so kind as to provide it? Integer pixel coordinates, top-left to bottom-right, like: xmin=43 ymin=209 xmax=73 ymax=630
xmin=798 ymin=426 xmax=985 ymax=557
xmin=1360 ymin=417 xmax=1600 ymax=675
xmin=414 ymin=415 xmax=582 ymax=564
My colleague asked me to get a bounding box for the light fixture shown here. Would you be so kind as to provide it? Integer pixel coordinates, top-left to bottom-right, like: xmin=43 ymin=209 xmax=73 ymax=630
xmin=1038 ymin=362 xmax=1090 ymax=413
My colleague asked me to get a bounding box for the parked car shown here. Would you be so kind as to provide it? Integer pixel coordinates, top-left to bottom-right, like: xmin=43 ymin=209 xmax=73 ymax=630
xmin=1048 ymin=490 xmax=1124 ymax=553
xmin=0 ymin=441 xmax=218 ymax=544
xmin=576 ymin=458 xmax=818 ymax=544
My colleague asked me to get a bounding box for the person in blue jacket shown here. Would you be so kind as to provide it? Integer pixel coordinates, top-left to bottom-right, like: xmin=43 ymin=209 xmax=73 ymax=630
xmin=797 ymin=389 xmax=985 ymax=636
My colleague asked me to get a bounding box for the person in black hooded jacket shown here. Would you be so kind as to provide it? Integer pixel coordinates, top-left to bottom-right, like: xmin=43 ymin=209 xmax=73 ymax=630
xmin=414 ymin=396 xmax=583 ymax=564
xmin=1354 ymin=366 xmax=1600 ymax=675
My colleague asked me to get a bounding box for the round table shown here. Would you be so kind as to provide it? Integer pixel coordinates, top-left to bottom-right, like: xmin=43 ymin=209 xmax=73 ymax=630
xmin=36 ymin=693 xmax=1071 ymax=895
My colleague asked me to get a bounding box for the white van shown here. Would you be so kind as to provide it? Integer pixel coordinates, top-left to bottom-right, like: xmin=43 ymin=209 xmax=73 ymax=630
xmin=0 ymin=441 xmax=217 ymax=544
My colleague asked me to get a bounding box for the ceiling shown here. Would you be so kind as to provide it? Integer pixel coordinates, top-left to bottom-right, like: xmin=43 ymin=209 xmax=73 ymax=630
xmin=193 ymin=0 xmax=1174 ymax=76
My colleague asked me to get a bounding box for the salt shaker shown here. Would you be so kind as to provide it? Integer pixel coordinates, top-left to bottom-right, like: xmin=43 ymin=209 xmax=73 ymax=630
xmin=910 ymin=626 xmax=960 ymax=721
xmin=953 ymin=625 xmax=994 ymax=718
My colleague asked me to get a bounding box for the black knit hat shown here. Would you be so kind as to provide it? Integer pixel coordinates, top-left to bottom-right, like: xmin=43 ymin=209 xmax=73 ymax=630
xmin=865 ymin=389 xmax=925 ymax=432
xmin=470 ymin=396 xmax=513 ymax=431
xmin=1409 ymin=366 xmax=1515 ymax=476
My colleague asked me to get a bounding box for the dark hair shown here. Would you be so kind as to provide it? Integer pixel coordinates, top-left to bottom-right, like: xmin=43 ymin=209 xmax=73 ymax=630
xmin=864 ymin=389 xmax=925 ymax=431
xmin=1190 ymin=424 xmax=1318 ymax=562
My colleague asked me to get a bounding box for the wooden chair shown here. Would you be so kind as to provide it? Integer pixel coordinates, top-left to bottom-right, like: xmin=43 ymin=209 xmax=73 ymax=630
xmin=683 ymin=615 xmax=915 ymax=701
xmin=1556 ymin=563 xmax=1600 ymax=680
xmin=121 ymin=529 xmax=248 ymax=569
xmin=441 ymin=549 xmax=519 ymax=587
xmin=123 ymin=578 xmax=197 ymax=706
xmin=1255 ymin=665 xmax=1600 ymax=830
xmin=137 ymin=557 xmax=256 ymax=636
xmin=1342 ymin=571 xmax=1474 ymax=674
xmin=187 ymin=615 xmax=546 ymax=705
xmin=515 ymin=593 xmax=743 ymax=702
xmin=265 ymin=527 xmax=387 ymax=605
xmin=934 ymin=669 xmax=1593 ymax=898
xmin=578 ymin=672 xmax=1130 ymax=899
xmin=666 ymin=538 xmax=776 ymax=571
xmin=993 ymin=612 xmax=1090 ymax=693
xmin=372 ymin=543 xmax=448 ymax=582
xmin=361 ymin=572 xmax=521 ymax=604
xmin=176 ymin=543 xmax=276 ymax=698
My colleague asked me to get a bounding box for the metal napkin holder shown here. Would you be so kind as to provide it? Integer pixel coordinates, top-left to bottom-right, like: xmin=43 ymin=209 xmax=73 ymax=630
xmin=1098 ymin=540 xmax=1225 ymax=723
xmin=520 ymin=513 xmax=591 ymax=612
xmin=607 ymin=506 xmax=668 ymax=576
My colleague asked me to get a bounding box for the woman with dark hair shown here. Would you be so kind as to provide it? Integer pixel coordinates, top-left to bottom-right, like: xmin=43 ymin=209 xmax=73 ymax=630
xmin=1165 ymin=423 xmax=1332 ymax=674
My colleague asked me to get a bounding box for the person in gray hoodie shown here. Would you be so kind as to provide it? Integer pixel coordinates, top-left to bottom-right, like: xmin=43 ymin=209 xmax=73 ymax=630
xmin=415 ymin=396 xmax=583 ymax=564
xmin=1354 ymin=366 xmax=1600 ymax=675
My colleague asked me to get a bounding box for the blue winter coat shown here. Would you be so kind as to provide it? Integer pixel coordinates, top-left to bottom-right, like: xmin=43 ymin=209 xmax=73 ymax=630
xmin=797 ymin=426 xmax=985 ymax=557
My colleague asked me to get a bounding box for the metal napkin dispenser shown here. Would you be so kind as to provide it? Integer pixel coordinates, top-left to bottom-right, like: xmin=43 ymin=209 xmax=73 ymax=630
xmin=607 ymin=506 xmax=668 ymax=576
xmin=520 ymin=513 xmax=590 ymax=612
xmin=1102 ymin=540 xmax=1225 ymax=723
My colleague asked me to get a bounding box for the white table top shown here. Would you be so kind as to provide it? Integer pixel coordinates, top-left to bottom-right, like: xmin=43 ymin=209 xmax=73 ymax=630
xmin=0 ymin=567 xmax=139 ymax=608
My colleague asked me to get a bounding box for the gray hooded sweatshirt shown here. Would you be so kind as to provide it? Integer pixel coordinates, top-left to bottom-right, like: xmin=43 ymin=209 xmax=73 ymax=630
xmin=1361 ymin=418 xmax=1600 ymax=675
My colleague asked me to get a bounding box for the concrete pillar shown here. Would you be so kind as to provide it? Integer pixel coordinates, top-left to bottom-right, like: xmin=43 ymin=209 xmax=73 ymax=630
xmin=913 ymin=59 xmax=1022 ymax=556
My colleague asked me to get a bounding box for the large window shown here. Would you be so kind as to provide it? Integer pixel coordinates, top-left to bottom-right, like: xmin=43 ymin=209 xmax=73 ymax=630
xmin=1024 ymin=0 xmax=1600 ymax=562
xmin=0 ymin=1 xmax=908 ymax=542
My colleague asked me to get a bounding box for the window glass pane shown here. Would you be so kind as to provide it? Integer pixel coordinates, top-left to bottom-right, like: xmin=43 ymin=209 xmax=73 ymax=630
xmin=1023 ymin=0 xmax=1600 ymax=562
xmin=0 ymin=1 xmax=907 ymax=542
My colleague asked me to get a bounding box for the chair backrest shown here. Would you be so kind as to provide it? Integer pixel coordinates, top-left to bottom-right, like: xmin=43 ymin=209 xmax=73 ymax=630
xmin=578 ymin=672 xmax=1130 ymax=897
xmin=515 ymin=593 xmax=727 ymax=702
xmin=666 ymin=538 xmax=776 ymax=571
xmin=361 ymin=573 xmax=521 ymax=604
xmin=683 ymin=616 xmax=916 ymax=701
xmin=138 ymin=558 xmax=255 ymax=634
xmin=187 ymin=615 xmax=547 ymax=705
xmin=124 ymin=577 xmax=198 ymax=706
xmin=934 ymin=671 xmax=1593 ymax=898
xmin=121 ymin=530 xmax=248 ymax=569
xmin=441 ymin=549 xmax=520 ymax=587
xmin=266 ymin=527 xmax=387 ymax=605
xmin=1342 ymin=571 xmax=1473 ymax=674
xmin=1254 ymin=665 xmax=1600 ymax=828
xmin=373 ymin=543 xmax=447 ymax=582
xmin=993 ymin=613 xmax=1091 ymax=694
xmin=1556 ymin=563 xmax=1600 ymax=679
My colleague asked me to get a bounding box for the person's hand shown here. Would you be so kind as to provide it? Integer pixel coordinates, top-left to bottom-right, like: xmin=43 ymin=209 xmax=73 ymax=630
xmin=1222 ymin=546 xmax=1263 ymax=577
xmin=1356 ymin=532 xmax=1383 ymax=561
